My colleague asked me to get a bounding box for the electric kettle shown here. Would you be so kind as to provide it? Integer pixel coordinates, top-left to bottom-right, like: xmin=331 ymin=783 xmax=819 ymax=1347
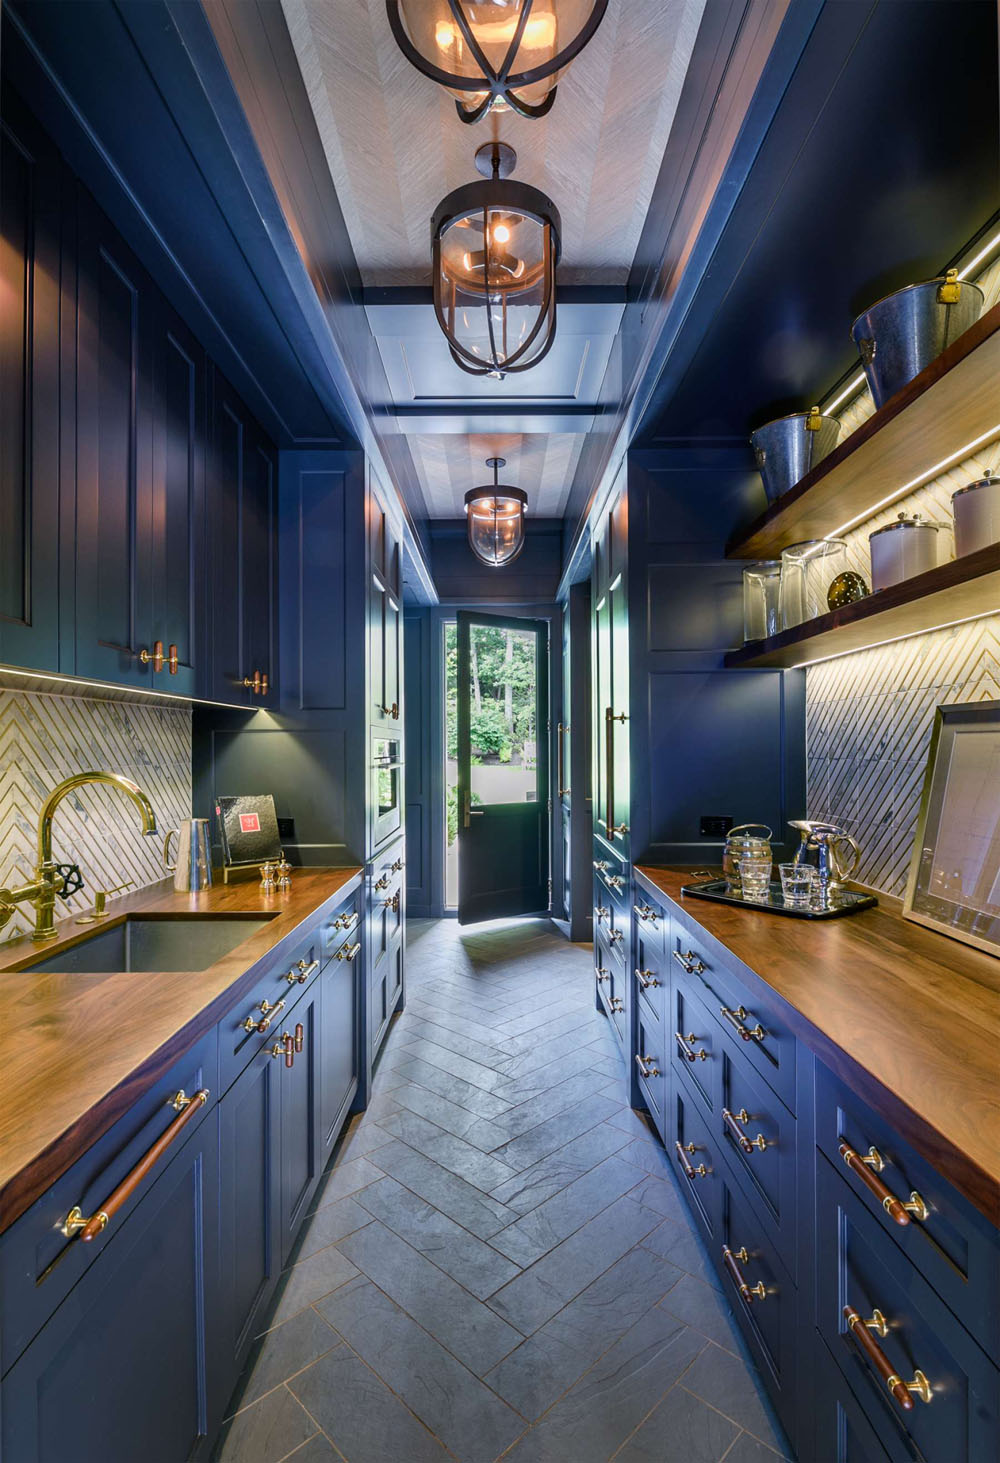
xmin=789 ymin=820 xmax=861 ymax=892
xmin=164 ymin=818 xmax=213 ymax=892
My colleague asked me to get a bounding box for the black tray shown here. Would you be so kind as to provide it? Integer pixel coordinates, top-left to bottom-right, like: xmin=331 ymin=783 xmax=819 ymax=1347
xmin=680 ymin=879 xmax=878 ymax=919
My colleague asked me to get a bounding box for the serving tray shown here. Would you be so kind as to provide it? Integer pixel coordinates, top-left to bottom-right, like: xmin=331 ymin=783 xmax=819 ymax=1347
xmin=680 ymin=879 xmax=878 ymax=919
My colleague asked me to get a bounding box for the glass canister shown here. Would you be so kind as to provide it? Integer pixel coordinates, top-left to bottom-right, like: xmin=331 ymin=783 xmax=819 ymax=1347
xmin=743 ymin=562 xmax=781 ymax=642
xmin=723 ymin=824 xmax=773 ymax=891
xmin=779 ymin=539 xmax=847 ymax=628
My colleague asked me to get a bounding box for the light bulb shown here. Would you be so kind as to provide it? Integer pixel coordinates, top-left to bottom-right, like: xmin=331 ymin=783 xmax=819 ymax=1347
xmin=435 ymin=21 xmax=456 ymax=48
xmin=492 ymin=222 xmax=511 ymax=244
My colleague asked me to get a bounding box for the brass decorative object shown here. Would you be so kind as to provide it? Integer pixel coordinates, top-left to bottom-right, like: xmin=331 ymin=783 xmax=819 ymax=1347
xmin=827 ymin=570 xmax=869 ymax=609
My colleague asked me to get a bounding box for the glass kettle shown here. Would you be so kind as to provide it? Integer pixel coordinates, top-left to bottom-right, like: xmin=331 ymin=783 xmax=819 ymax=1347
xmin=789 ymin=819 xmax=861 ymax=892
xmin=723 ymin=824 xmax=773 ymax=891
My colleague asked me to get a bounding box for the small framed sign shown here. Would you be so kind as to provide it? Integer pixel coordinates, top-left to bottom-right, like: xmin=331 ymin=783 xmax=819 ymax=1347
xmin=903 ymin=700 xmax=1000 ymax=957
xmin=216 ymin=794 xmax=282 ymax=868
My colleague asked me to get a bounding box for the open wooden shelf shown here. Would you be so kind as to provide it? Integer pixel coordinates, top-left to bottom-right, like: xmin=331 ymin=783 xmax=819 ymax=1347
xmin=727 ymin=301 xmax=1000 ymax=561
xmin=725 ymin=544 xmax=1000 ymax=669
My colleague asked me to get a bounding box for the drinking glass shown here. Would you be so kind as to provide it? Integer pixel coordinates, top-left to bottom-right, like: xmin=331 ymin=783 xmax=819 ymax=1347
xmin=738 ymin=854 xmax=773 ymax=901
xmin=779 ymin=539 xmax=847 ymax=628
xmin=743 ymin=562 xmax=781 ymax=642
xmin=778 ymin=862 xmax=818 ymax=907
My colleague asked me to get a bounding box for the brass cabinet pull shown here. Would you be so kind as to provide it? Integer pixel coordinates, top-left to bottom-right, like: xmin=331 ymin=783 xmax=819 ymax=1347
xmin=374 ymin=874 xmax=390 ymax=892
xmin=844 ymin=1305 xmax=933 ymax=1411
xmin=390 ymin=857 xmax=404 ymax=873
xmin=595 ymin=904 xmax=609 ymax=922
xmin=672 ymin=949 xmax=706 ymax=976
xmin=633 ymin=903 xmax=659 ymax=922
xmin=675 ymin=1030 xmax=709 ymax=1063
xmin=243 ymin=670 xmax=262 ymax=694
xmin=60 ymin=1089 xmax=209 ymax=1242
xmin=271 ymin=1033 xmax=296 ymax=1068
xmin=336 ymin=941 xmax=361 ymax=961
xmin=243 ymin=997 xmax=285 ymax=1033
xmin=261 ymin=671 xmax=269 ymax=696
xmin=333 ymin=911 xmax=359 ymax=933
xmin=382 ymin=891 xmax=401 ymax=912
xmin=609 ymin=996 xmax=625 ymax=1013
xmin=723 ymin=1107 xmax=768 ymax=1154
xmin=139 ymin=640 xmax=165 ymax=673
xmin=167 ymin=644 xmax=179 ymax=675
xmin=606 ymin=873 xmax=625 ymax=892
xmin=635 ymin=1053 xmax=660 ymax=1079
xmin=595 ymin=966 xmax=610 ymax=984
xmin=839 ymin=1141 xmax=928 ymax=1225
xmin=380 ymin=702 xmax=399 ymax=718
xmin=604 ymin=707 xmax=629 ymax=838
xmin=720 ymin=1005 xmax=765 ymax=1042
xmin=286 ymin=958 xmax=320 ymax=986
xmin=557 ymin=722 xmax=570 ymax=798
xmin=294 ymin=1022 xmax=304 ymax=1054
xmin=608 ymin=927 xmax=624 ymax=945
xmin=723 ymin=1245 xmax=766 ymax=1302
xmin=593 ymin=859 xmax=609 ymax=873
xmin=635 ymin=967 xmax=660 ymax=989
xmin=674 ymin=1140 xmax=707 ymax=1180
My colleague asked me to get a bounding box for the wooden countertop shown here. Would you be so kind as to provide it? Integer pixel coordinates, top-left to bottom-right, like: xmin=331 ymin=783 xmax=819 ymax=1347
xmin=0 ymin=868 xmax=362 ymax=1235
xmin=635 ymin=866 xmax=1000 ymax=1225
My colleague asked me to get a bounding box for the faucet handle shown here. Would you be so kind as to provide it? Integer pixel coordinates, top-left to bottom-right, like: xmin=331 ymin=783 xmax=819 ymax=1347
xmin=55 ymin=864 xmax=84 ymax=899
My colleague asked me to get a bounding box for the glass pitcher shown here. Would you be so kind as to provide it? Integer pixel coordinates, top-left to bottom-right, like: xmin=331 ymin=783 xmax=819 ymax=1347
xmin=723 ymin=824 xmax=773 ymax=891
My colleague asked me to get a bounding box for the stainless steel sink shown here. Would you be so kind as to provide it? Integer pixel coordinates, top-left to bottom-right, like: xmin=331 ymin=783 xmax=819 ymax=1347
xmin=20 ymin=915 xmax=276 ymax=974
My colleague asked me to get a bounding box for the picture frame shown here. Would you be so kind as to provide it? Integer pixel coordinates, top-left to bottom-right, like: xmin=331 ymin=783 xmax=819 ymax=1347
xmin=903 ymin=699 xmax=1000 ymax=957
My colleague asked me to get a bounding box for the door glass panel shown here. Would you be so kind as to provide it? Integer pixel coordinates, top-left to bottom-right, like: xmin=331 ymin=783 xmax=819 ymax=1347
xmin=466 ymin=623 xmax=537 ymax=806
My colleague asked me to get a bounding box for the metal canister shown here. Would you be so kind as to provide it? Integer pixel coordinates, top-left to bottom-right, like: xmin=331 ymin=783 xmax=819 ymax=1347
xmin=851 ymin=270 xmax=984 ymax=409
xmin=723 ymin=824 xmax=773 ymax=891
xmin=953 ymin=469 xmax=1000 ymax=557
xmin=869 ymin=513 xmax=941 ymax=592
xmin=750 ymin=407 xmax=841 ymax=504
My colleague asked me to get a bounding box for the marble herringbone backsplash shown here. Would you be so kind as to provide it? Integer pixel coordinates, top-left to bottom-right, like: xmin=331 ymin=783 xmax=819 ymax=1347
xmin=0 ymin=689 xmax=192 ymax=940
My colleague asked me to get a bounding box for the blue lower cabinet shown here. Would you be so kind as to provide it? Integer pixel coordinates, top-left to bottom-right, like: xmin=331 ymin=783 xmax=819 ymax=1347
xmin=279 ymin=980 xmax=323 ymax=1265
xmin=810 ymin=1333 xmax=893 ymax=1462
xmin=2 ymin=1112 xmax=222 ymax=1463
xmin=320 ymin=945 xmax=360 ymax=1162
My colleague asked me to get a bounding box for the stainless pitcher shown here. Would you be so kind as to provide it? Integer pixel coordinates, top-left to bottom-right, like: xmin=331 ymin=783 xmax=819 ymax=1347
xmin=789 ymin=819 xmax=861 ymax=892
xmin=164 ymin=818 xmax=213 ymax=892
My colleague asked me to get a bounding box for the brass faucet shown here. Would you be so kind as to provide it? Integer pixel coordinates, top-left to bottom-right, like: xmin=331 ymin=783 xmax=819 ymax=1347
xmin=0 ymin=772 xmax=158 ymax=942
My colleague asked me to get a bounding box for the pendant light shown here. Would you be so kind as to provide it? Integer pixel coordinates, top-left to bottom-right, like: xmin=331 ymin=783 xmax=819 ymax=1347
xmin=432 ymin=142 xmax=560 ymax=378
xmin=465 ymin=458 xmax=527 ymax=566
xmin=386 ymin=0 xmax=608 ymax=123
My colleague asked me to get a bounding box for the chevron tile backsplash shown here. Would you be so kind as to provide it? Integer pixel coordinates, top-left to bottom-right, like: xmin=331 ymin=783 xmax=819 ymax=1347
xmin=0 ymin=689 xmax=192 ymax=941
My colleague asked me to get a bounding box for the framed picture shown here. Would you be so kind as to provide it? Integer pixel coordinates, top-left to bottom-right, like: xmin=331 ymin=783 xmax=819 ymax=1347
xmin=903 ymin=699 xmax=1000 ymax=957
xmin=215 ymin=794 xmax=282 ymax=868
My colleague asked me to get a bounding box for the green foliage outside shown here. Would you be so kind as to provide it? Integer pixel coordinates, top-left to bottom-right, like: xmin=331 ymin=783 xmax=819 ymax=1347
xmin=445 ymin=624 xmax=536 ymax=763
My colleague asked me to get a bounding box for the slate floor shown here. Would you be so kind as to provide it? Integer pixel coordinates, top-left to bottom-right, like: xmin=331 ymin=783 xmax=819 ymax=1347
xmin=216 ymin=917 xmax=791 ymax=1463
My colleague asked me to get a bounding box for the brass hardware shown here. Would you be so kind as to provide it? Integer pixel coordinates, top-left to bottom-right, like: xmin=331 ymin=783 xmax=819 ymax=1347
xmin=75 ymin=880 xmax=133 ymax=925
xmin=937 ymin=267 xmax=962 ymax=305
xmin=844 ymin=1305 xmax=932 ymax=1410
xmin=838 ymin=1141 xmax=928 ymax=1225
xmin=244 ymin=670 xmax=262 ymax=694
xmin=604 ymin=707 xmax=629 ymax=837
xmin=139 ymin=640 xmax=165 ymax=673
xmin=674 ymin=1140 xmax=707 ymax=1179
xmin=633 ymin=903 xmax=658 ymax=922
xmin=167 ymin=644 xmax=179 ymax=675
xmin=374 ymin=874 xmax=390 ymax=891
xmin=333 ymin=910 xmax=359 ymax=932
xmin=557 ymin=722 xmax=570 ymax=798
xmin=595 ymin=966 xmax=610 ymax=984
xmin=593 ymin=859 xmax=610 ymax=873
xmin=675 ymin=1031 xmax=709 ymax=1063
xmin=271 ymin=1033 xmax=296 ymax=1068
xmin=169 ymin=1090 xmax=200 ymax=1112
xmin=285 ymin=957 xmax=320 ymax=987
xmin=723 ymin=1108 xmax=768 ymax=1154
xmin=60 ymin=1205 xmax=109 ymax=1239
xmin=720 ymin=1005 xmax=765 ymax=1042
xmin=336 ymin=941 xmax=362 ymax=962
xmin=261 ymin=671 xmax=269 ymax=696
xmin=606 ymin=873 xmax=625 ymax=892
xmin=294 ymin=1022 xmax=304 ymax=1053
xmin=722 ymin=1245 xmax=766 ymax=1302
xmin=1 ymin=773 xmax=156 ymax=943
xmin=609 ymin=996 xmax=625 ymax=1013
xmin=635 ymin=1053 xmax=660 ymax=1079
xmin=382 ymin=890 xmax=401 ymax=912
xmin=672 ymin=949 xmax=706 ymax=975
xmin=635 ymin=967 xmax=660 ymax=989
xmin=608 ymin=927 xmax=624 ymax=945
xmin=242 ymin=998 xmax=285 ymax=1034
xmin=391 ymin=857 xmax=404 ymax=873
xmin=595 ymin=904 xmax=609 ymax=922
xmin=805 ymin=405 xmax=823 ymax=432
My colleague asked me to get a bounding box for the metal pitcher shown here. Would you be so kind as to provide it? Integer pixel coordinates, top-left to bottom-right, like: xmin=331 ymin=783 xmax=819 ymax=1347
xmin=789 ymin=820 xmax=861 ymax=892
xmin=164 ymin=818 xmax=213 ymax=892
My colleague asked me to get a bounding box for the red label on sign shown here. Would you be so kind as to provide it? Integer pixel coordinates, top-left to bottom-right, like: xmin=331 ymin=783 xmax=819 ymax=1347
xmin=239 ymin=813 xmax=261 ymax=833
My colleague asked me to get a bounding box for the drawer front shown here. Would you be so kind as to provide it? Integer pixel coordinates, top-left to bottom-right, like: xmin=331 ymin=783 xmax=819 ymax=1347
xmin=595 ymin=928 xmax=627 ymax=1045
xmin=370 ymin=934 xmax=403 ymax=1060
xmin=816 ymin=1154 xmax=999 ymax=1463
xmin=670 ymin=964 xmax=720 ymax=1117
xmin=816 ymin=1061 xmax=999 ymax=1360
xmin=596 ymin=894 xmax=629 ymax=970
xmin=592 ymin=849 xmax=628 ymax=905
xmin=719 ymin=1035 xmax=797 ymax=1272
xmin=632 ymin=893 xmax=666 ymax=957
xmin=220 ymin=930 xmax=323 ymax=1094
xmin=669 ymin=1079 xmax=722 ymax=1245
xmin=633 ymin=920 xmax=666 ymax=1024
xmin=0 ymin=1027 xmax=218 ymax=1373
xmin=320 ymin=896 xmax=361 ymax=962
xmin=670 ymin=909 xmax=796 ymax=1113
xmin=811 ymin=1332 xmax=892 ymax=1463
xmin=718 ymin=1165 xmax=798 ymax=1445
xmin=634 ymin=1002 xmax=666 ymax=1137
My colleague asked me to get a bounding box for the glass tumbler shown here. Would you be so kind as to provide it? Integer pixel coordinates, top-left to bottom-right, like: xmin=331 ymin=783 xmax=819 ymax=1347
xmin=743 ymin=562 xmax=781 ymax=642
xmin=738 ymin=854 xmax=773 ymax=901
xmin=778 ymin=863 xmax=818 ymax=907
xmin=779 ymin=539 xmax=847 ymax=628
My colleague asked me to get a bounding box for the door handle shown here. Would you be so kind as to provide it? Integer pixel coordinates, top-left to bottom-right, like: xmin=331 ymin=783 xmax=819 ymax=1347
xmin=604 ymin=707 xmax=628 ymax=838
xmin=463 ymin=789 xmax=484 ymax=827
xmin=557 ymin=722 xmax=570 ymax=798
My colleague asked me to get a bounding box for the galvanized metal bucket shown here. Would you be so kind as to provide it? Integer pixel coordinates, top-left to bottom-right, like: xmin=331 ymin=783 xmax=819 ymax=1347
xmin=851 ymin=270 xmax=984 ymax=409
xmin=750 ymin=407 xmax=840 ymax=504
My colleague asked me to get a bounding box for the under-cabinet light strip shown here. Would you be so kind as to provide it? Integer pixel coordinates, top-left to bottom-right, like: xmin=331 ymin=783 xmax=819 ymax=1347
xmin=0 ymin=664 xmax=259 ymax=711
xmin=795 ymin=608 xmax=999 ymax=670
xmin=821 ymin=372 xmax=868 ymax=415
xmin=956 ymin=225 xmax=1000 ymax=280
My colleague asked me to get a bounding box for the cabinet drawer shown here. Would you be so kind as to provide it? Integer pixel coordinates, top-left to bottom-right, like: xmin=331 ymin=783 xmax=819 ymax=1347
xmin=0 ymin=1027 xmax=217 ymax=1374
xmin=371 ymin=934 xmax=403 ymax=1060
xmin=817 ymin=1154 xmax=999 ymax=1463
xmin=592 ymin=850 xmax=628 ymax=905
xmin=634 ymin=1003 xmax=666 ymax=1137
xmin=810 ymin=1331 xmax=892 ymax=1462
xmin=670 ymin=964 xmax=720 ymax=1118
xmin=669 ymin=1080 xmax=722 ymax=1246
xmin=633 ymin=920 xmax=666 ymax=1023
xmin=632 ymin=893 xmax=666 ymax=957
xmin=671 ymin=909 xmax=797 ymax=1113
xmin=718 ymin=1165 xmax=797 ymax=1446
xmin=816 ymin=1061 xmax=999 ymax=1360
xmin=220 ymin=931 xmax=323 ymax=1094
xmin=594 ymin=893 xmax=628 ymax=969
xmin=719 ymin=1036 xmax=797 ymax=1272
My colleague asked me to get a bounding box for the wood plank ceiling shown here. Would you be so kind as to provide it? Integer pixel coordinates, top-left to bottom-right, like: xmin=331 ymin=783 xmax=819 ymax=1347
xmin=280 ymin=0 xmax=707 ymax=516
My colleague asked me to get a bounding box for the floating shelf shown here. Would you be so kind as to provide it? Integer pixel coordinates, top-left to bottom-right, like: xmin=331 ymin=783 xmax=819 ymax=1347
xmin=727 ymin=301 xmax=1000 ymax=561
xmin=724 ymin=544 xmax=1000 ymax=669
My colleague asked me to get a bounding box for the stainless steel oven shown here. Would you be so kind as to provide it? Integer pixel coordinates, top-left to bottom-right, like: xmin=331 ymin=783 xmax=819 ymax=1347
xmin=372 ymin=737 xmax=403 ymax=846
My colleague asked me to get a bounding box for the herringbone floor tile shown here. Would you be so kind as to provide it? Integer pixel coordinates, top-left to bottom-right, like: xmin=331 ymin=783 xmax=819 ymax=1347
xmin=217 ymin=916 xmax=789 ymax=1463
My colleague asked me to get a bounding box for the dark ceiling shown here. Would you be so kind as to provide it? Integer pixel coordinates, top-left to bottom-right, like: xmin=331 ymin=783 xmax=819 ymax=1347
xmin=638 ymin=0 xmax=1000 ymax=448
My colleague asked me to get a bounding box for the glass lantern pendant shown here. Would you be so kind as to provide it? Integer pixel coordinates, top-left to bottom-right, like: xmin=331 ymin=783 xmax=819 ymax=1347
xmin=465 ymin=458 xmax=527 ymax=566
xmin=432 ymin=142 xmax=561 ymax=379
xmin=386 ymin=0 xmax=608 ymax=123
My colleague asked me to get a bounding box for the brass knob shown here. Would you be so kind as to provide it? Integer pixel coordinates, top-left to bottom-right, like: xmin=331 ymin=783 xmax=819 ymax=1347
xmin=243 ymin=670 xmax=262 ymax=694
xmin=139 ymin=641 xmax=165 ymax=673
xmin=167 ymin=644 xmax=179 ymax=675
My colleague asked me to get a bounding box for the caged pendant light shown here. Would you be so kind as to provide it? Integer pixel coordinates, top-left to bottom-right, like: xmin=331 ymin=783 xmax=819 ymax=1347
xmin=386 ymin=0 xmax=608 ymax=123
xmin=465 ymin=458 xmax=527 ymax=566
xmin=432 ymin=141 xmax=560 ymax=378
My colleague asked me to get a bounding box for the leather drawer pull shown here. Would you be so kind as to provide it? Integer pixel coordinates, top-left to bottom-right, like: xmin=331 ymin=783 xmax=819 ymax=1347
xmin=60 ymin=1089 xmax=209 ymax=1242
xmin=675 ymin=1030 xmax=709 ymax=1063
xmin=723 ymin=1245 xmax=766 ymax=1302
xmin=844 ymin=1305 xmax=933 ymax=1411
xmin=287 ymin=958 xmax=320 ymax=986
xmin=723 ymin=1107 xmax=768 ymax=1154
xmin=839 ymin=1141 xmax=929 ymax=1225
xmin=674 ymin=1140 xmax=707 ymax=1180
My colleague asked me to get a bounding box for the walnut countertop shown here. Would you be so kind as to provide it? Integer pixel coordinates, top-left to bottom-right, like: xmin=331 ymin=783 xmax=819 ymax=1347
xmin=0 ymin=868 xmax=362 ymax=1234
xmin=635 ymin=866 xmax=1000 ymax=1225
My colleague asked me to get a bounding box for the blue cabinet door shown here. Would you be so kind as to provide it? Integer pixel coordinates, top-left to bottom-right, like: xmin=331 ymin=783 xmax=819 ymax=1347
xmin=2 ymin=1112 xmax=222 ymax=1463
xmin=279 ymin=980 xmax=322 ymax=1264
xmin=320 ymin=948 xmax=360 ymax=1163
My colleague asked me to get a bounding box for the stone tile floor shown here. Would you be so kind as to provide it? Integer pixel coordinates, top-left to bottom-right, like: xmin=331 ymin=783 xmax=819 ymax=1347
xmin=215 ymin=918 xmax=791 ymax=1463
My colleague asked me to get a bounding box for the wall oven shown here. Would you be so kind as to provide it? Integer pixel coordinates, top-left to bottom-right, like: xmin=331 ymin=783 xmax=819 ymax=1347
xmin=372 ymin=737 xmax=403 ymax=846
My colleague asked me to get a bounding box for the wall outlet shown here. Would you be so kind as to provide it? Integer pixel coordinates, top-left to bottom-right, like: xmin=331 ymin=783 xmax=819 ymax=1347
xmin=277 ymin=817 xmax=295 ymax=839
xmin=700 ymin=814 xmax=733 ymax=838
